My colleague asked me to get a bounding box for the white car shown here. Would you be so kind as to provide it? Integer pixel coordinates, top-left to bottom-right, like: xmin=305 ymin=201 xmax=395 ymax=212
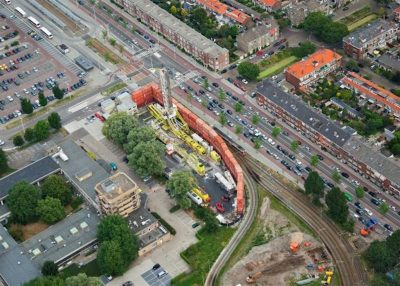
xmin=7 ymin=95 xmax=13 ymax=102
xmin=268 ymin=138 xmax=275 ymax=145
xmin=0 ymin=140 xmax=4 ymax=146
xmin=364 ymin=208 xmax=373 ymax=216
xmin=242 ymin=79 xmax=248 ymax=85
xmin=15 ymin=110 xmax=22 ymax=117
xmin=353 ymin=213 xmax=360 ymax=219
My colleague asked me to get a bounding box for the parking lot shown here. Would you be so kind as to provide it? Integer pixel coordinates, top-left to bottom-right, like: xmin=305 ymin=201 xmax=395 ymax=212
xmin=141 ymin=267 xmax=171 ymax=286
xmin=0 ymin=7 xmax=86 ymax=123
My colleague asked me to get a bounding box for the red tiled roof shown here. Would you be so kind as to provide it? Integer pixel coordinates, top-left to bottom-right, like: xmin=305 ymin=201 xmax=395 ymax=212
xmin=342 ymin=72 xmax=400 ymax=115
xmin=286 ymin=49 xmax=342 ymax=79
xmin=394 ymin=6 xmax=400 ymax=14
xmin=225 ymin=9 xmax=251 ymax=25
xmin=259 ymin=0 xmax=279 ymax=7
xmin=196 ymin=0 xmax=228 ymax=15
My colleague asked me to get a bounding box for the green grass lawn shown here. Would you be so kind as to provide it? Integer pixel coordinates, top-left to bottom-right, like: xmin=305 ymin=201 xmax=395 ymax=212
xmin=340 ymin=6 xmax=371 ymax=25
xmin=60 ymin=259 xmax=103 ymax=278
xmin=347 ymin=14 xmax=377 ymax=31
xmin=258 ymin=56 xmax=298 ymax=79
xmin=171 ymin=227 xmax=236 ymax=286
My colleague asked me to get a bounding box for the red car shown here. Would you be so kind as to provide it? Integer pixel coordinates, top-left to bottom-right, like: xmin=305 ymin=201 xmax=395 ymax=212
xmin=95 ymin=112 xmax=105 ymax=122
xmin=216 ymin=202 xmax=225 ymax=213
xmin=221 ymin=195 xmax=230 ymax=202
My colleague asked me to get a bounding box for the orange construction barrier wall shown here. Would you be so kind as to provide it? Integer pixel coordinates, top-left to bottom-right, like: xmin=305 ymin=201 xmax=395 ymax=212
xmin=131 ymin=84 xmax=245 ymax=215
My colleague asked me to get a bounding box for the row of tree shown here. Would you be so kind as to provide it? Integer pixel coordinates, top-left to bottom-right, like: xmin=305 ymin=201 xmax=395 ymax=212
xmin=102 ymin=112 xmax=166 ymax=177
xmin=24 ymin=273 xmax=102 ymax=286
xmin=20 ymin=85 xmax=64 ymax=115
xmin=13 ymin=112 xmax=62 ymax=147
xmin=7 ymin=175 xmax=72 ymax=226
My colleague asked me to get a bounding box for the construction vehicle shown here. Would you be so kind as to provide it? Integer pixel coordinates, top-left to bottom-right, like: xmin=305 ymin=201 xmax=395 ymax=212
xmin=192 ymin=187 xmax=210 ymax=203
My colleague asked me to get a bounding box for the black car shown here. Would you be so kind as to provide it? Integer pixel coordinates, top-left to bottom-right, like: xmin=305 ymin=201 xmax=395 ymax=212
xmin=232 ymin=96 xmax=238 ymax=101
xmin=327 ymin=182 xmax=334 ymax=189
xmin=288 ymin=154 xmax=296 ymax=160
xmin=207 ymin=106 xmax=213 ymax=111
xmin=122 ymin=156 xmax=129 ymax=163
xmin=228 ymin=64 xmax=237 ymax=70
xmin=354 ymin=201 xmax=362 ymax=209
xmin=221 ymin=69 xmax=227 ymax=74
xmin=227 ymin=77 xmax=234 ymax=83
xmin=371 ymin=198 xmax=381 ymax=206
xmin=305 ymin=166 xmax=312 ymax=172
xmin=341 ymin=172 xmax=349 ymax=178
xmin=316 ymin=154 xmax=323 ymax=160
xmin=212 ymin=82 xmax=219 ymax=88
xmin=149 ymin=39 xmax=156 ymax=44
xmin=368 ymin=191 xmax=377 ymax=198
xmin=199 ymin=89 xmax=205 ymax=95
xmin=226 ymin=109 xmax=232 ymax=115
xmin=212 ymin=99 xmax=219 ymax=105
xmin=384 ymin=224 xmax=393 ymax=231
xmin=152 ymin=263 xmax=161 ymax=271
xmin=122 ymin=282 xmax=133 ymax=286
xmin=355 ymin=208 xmax=364 ymax=216
xmin=243 ymin=132 xmax=250 ymax=138
xmin=218 ymin=103 xmax=225 ymax=109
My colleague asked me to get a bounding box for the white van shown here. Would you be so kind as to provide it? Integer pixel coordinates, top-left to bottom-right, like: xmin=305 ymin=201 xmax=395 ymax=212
xmin=157 ymin=271 xmax=167 ymax=278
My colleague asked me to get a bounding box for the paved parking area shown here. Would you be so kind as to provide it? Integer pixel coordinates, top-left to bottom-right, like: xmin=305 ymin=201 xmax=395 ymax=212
xmin=0 ymin=6 xmax=84 ymax=122
xmin=141 ymin=267 xmax=171 ymax=286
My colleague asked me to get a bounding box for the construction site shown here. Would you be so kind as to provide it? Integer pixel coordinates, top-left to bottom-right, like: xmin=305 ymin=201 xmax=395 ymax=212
xmin=223 ymin=197 xmax=335 ymax=286
xmin=130 ymin=69 xmax=245 ymax=221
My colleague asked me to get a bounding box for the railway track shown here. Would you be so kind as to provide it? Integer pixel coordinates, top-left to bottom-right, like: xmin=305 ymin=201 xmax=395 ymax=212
xmin=243 ymin=156 xmax=368 ymax=286
xmin=205 ymin=167 xmax=258 ymax=286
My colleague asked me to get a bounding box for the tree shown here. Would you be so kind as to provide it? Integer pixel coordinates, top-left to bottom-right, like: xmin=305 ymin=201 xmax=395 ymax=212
xmin=102 ymin=30 xmax=108 ymax=39
xmin=108 ymin=38 xmax=116 ymax=46
xmin=48 ymin=112 xmax=62 ymax=130
xmin=21 ymin=98 xmax=33 ymax=114
xmin=355 ymin=186 xmax=365 ymax=198
xmin=194 ymin=207 xmax=219 ymax=233
xmin=41 ymin=175 xmax=72 ymax=205
xmin=291 ymin=41 xmax=316 ymax=58
xmin=310 ymin=155 xmax=319 ymax=167
xmin=251 ymin=114 xmax=260 ymax=125
xmin=23 ymin=276 xmax=65 ymax=286
xmin=219 ymin=112 xmax=227 ymax=125
xmin=97 ymin=240 xmax=125 ymax=276
xmin=7 ymin=181 xmax=41 ymax=224
xmin=290 ymin=140 xmax=299 ymax=152
xmin=387 ymin=231 xmax=400 ymax=258
xmin=302 ymin=12 xmax=348 ymax=44
xmin=304 ymin=171 xmax=324 ymax=204
xmin=52 ymin=85 xmax=64 ymax=100
xmin=345 ymin=60 xmax=359 ymax=72
xmin=0 ymin=149 xmax=8 ymax=175
xmin=254 ymin=138 xmax=262 ymax=149
xmin=203 ymin=78 xmax=209 ymax=89
xmin=234 ymin=102 xmax=243 ymax=113
xmin=237 ymin=61 xmax=260 ymax=81
xmin=331 ymin=169 xmax=341 ymax=183
xmin=38 ymin=92 xmax=47 ymax=107
xmin=235 ymin=125 xmax=243 ymax=134
xmin=379 ymin=202 xmax=389 ymax=215
xmin=364 ymin=240 xmax=394 ymax=273
xmin=218 ymin=89 xmax=226 ymax=101
xmin=34 ymin=120 xmax=50 ymax=141
xmin=170 ymin=5 xmax=177 ymax=14
xmin=167 ymin=170 xmax=197 ymax=209
xmin=102 ymin=112 xmax=138 ymax=146
xmin=41 ymin=261 xmax=58 ymax=276
xmin=325 ymin=187 xmax=349 ymax=224
xmin=97 ymin=215 xmax=139 ymax=272
xmin=127 ymin=141 xmax=165 ymax=177
xmin=271 ymin=127 xmax=281 ymax=138
xmin=123 ymin=126 xmax=156 ymax=154
xmin=24 ymin=128 xmax=35 ymax=142
xmin=36 ymin=197 xmax=65 ymax=224
xmin=13 ymin=135 xmax=24 ymax=146
xmin=65 ymin=274 xmax=102 ymax=286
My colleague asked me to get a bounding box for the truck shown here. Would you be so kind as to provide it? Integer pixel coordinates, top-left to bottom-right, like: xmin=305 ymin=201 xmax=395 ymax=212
xmin=215 ymin=172 xmax=234 ymax=192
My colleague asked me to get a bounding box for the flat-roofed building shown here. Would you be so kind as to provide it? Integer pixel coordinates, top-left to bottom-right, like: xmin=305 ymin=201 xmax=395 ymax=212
xmin=343 ymin=19 xmax=399 ymax=59
xmin=236 ymin=22 xmax=279 ymax=54
xmin=115 ymin=0 xmax=229 ymax=71
xmin=95 ymin=172 xmax=141 ymax=217
xmin=285 ymin=49 xmax=342 ymax=92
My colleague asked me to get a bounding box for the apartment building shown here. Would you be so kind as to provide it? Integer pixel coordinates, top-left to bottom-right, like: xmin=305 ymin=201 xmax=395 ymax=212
xmin=114 ymin=0 xmax=229 ymax=71
xmin=285 ymin=49 xmax=342 ymax=92
xmin=340 ymin=72 xmax=400 ymax=121
xmin=287 ymin=0 xmax=333 ymax=27
xmin=343 ymin=19 xmax=399 ymax=60
xmin=256 ymin=80 xmax=400 ymax=196
xmin=236 ymin=22 xmax=279 ymax=54
xmin=255 ymin=0 xmax=281 ymax=12
xmin=95 ymin=172 xmax=141 ymax=217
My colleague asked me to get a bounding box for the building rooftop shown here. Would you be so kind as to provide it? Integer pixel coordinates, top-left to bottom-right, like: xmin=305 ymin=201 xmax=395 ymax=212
xmin=259 ymin=0 xmax=279 ymax=7
xmin=0 ymin=156 xmax=60 ymax=199
xmin=197 ymin=0 xmax=228 ymax=14
xmin=56 ymin=140 xmax=110 ymax=208
xmin=21 ymin=208 xmax=100 ymax=265
xmin=0 ymin=226 xmax=41 ymax=286
xmin=257 ymin=80 xmax=351 ymax=147
xmin=74 ymin=56 xmax=94 ymax=71
xmin=96 ymin=172 xmax=138 ymax=200
xmin=377 ymin=53 xmax=400 ymax=72
xmin=341 ymin=72 xmax=400 ymax=115
xmin=343 ymin=136 xmax=400 ymax=187
xmin=330 ymin=97 xmax=362 ymax=118
xmin=343 ymin=19 xmax=397 ymax=49
xmin=128 ymin=193 xmax=158 ymax=234
xmin=285 ymin=49 xmax=341 ymax=79
xmin=130 ymin=0 xmax=228 ymax=56
xmin=236 ymin=23 xmax=278 ymax=43
xmin=225 ymin=9 xmax=251 ymax=25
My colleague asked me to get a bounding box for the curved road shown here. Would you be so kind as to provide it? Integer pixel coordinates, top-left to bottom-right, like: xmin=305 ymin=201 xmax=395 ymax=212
xmin=244 ymin=156 xmax=368 ymax=286
xmin=205 ymin=165 xmax=258 ymax=285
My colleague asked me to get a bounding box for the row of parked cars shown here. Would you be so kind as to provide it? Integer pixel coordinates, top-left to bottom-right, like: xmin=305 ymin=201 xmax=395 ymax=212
xmin=0 ymin=30 xmax=18 ymax=42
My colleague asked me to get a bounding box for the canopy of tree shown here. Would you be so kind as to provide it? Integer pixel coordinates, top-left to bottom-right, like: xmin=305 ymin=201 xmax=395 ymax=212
xmin=127 ymin=140 xmax=165 ymax=177
xmin=0 ymin=148 xmax=8 ymax=176
xmin=41 ymin=175 xmax=72 ymax=205
xmin=23 ymin=273 xmax=102 ymax=286
xmin=291 ymin=41 xmax=316 ymax=58
xmin=237 ymin=61 xmax=260 ymax=81
xmin=102 ymin=112 xmax=138 ymax=146
xmin=304 ymin=171 xmax=324 ymax=204
xmin=7 ymin=181 xmax=41 ymax=224
xmin=36 ymin=197 xmax=65 ymax=224
xmin=167 ymin=170 xmax=197 ymax=209
xmin=325 ymin=187 xmax=349 ymax=224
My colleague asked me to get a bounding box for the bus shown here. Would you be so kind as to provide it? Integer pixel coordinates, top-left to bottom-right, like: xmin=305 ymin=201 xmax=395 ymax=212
xmin=344 ymin=192 xmax=353 ymax=202
xmin=15 ymin=7 xmax=26 ymax=18
xmin=39 ymin=27 xmax=53 ymax=39
xmin=27 ymin=16 xmax=41 ymax=28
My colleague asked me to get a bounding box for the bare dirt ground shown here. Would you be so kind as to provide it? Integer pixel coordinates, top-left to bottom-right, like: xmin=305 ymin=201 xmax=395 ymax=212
xmin=223 ymin=197 xmax=331 ymax=286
